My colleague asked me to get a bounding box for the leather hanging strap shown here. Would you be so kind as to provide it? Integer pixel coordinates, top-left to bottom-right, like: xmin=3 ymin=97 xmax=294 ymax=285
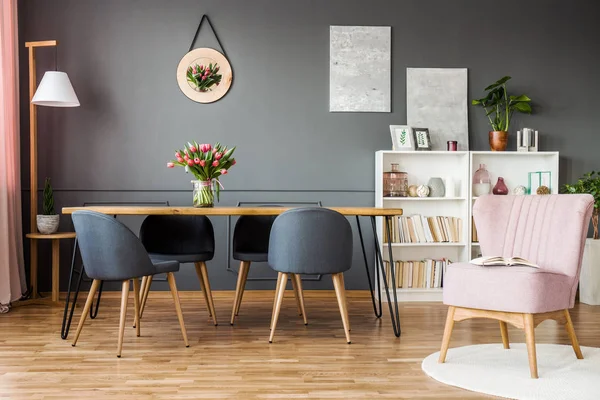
xmin=188 ymin=14 xmax=228 ymax=58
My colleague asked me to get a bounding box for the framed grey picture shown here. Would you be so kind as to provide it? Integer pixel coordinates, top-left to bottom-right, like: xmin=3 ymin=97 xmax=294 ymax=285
xmin=413 ymin=128 xmax=431 ymax=151
xmin=390 ymin=125 xmax=414 ymax=150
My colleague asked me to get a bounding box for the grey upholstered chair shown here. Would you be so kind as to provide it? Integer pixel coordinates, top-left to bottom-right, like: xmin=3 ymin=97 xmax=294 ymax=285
xmin=268 ymin=207 xmax=353 ymax=343
xmin=139 ymin=215 xmax=218 ymax=325
xmin=231 ymin=215 xmax=307 ymax=325
xmin=71 ymin=210 xmax=189 ymax=357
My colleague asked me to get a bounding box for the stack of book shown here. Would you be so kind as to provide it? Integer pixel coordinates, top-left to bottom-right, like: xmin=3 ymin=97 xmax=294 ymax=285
xmin=472 ymin=216 xmax=478 ymax=243
xmin=383 ymin=215 xmax=462 ymax=244
xmin=383 ymin=259 xmax=451 ymax=289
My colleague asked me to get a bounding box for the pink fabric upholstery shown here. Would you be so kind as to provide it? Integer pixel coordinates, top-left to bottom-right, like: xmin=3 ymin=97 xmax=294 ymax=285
xmin=444 ymin=194 xmax=593 ymax=313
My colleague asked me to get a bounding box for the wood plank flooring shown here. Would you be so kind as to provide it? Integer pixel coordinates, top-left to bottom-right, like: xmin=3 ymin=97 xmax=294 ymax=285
xmin=1 ymin=291 xmax=599 ymax=399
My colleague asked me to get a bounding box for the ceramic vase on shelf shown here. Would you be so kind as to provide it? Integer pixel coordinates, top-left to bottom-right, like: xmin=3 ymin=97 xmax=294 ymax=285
xmin=382 ymin=163 xmax=408 ymax=197
xmin=489 ymin=131 xmax=508 ymax=151
xmin=427 ymin=177 xmax=445 ymax=197
xmin=192 ymin=180 xmax=215 ymax=207
xmin=472 ymin=164 xmax=491 ymax=197
xmin=493 ymin=177 xmax=509 ymax=195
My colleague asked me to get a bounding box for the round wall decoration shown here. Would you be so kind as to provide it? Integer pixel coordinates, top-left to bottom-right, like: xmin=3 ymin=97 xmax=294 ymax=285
xmin=176 ymin=48 xmax=232 ymax=103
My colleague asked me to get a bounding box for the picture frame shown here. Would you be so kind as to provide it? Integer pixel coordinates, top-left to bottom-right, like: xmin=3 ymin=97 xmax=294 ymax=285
xmin=390 ymin=125 xmax=414 ymax=150
xmin=413 ymin=128 xmax=431 ymax=151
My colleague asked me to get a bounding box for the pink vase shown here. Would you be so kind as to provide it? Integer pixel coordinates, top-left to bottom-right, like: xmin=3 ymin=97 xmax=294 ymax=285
xmin=493 ymin=177 xmax=509 ymax=195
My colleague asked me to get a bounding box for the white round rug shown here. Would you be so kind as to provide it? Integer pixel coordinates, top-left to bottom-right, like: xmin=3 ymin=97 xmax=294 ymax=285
xmin=422 ymin=343 xmax=600 ymax=400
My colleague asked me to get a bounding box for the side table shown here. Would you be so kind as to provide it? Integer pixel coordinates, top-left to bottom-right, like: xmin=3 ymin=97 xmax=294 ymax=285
xmin=25 ymin=232 xmax=76 ymax=302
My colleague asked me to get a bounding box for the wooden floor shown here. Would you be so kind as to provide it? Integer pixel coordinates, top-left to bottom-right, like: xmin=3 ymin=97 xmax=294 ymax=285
xmin=1 ymin=291 xmax=599 ymax=399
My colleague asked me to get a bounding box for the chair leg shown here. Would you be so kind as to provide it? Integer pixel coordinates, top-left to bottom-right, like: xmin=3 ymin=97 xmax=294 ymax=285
xmin=339 ymin=275 xmax=350 ymax=331
xmin=134 ymin=276 xmax=146 ymax=328
xmin=271 ymin=272 xmax=284 ymax=329
xmin=523 ymin=313 xmax=538 ymax=379
xmin=564 ymin=309 xmax=584 ymax=359
xmin=167 ymin=272 xmax=190 ymax=347
xmin=269 ymin=272 xmax=287 ymax=343
xmin=71 ymin=279 xmax=101 ymax=347
xmin=438 ymin=306 xmax=456 ymax=363
xmin=235 ymin=262 xmax=250 ymax=316
xmin=291 ymin=274 xmax=307 ymax=325
xmin=231 ymin=261 xmax=250 ymax=325
xmin=117 ymin=280 xmax=130 ymax=358
xmin=499 ymin=321 xmax=510 ymax=349
xmin=332 ymin=273 xmax=351 ymax=344
xmin=139 ymin=275 xmax=153 ymax=321
xmin=195 ymin=262 xmax=217 ymax=325
xmin=132 ymin=278 xmax=141 ymax=337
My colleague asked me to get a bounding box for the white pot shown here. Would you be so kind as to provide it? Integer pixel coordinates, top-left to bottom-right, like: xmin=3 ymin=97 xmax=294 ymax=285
xmin=580 ymin=238 xmax=600 ymax=305
xmin=37 ymin=214 xmax=59 ymax=234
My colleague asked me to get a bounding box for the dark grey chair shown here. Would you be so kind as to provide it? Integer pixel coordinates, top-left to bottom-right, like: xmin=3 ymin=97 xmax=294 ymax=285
xmin=268 ymin=207 xmax=353 ymax=343
xmin=230 ymin=215 xmax=307 ymax=326
xmin=138 ymin=215 xmax=218 ymax=325
xmin=70 ymin=211 xmax=189 ymax=357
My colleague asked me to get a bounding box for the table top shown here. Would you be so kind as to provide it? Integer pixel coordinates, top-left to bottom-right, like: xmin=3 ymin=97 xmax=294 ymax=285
xmin=61 ymin=206 xmax=403 ymax=217
xmin=26 ymin=232 xmax=77 ymax=239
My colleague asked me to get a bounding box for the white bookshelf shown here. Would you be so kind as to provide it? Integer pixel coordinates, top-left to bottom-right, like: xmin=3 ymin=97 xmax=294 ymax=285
xmin=375 ymin=150 xmax=560 ymax=302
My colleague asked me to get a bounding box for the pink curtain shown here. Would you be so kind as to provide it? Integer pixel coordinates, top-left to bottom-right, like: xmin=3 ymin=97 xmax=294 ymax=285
xmin=0 ymin=0 xmax=26 ymax=311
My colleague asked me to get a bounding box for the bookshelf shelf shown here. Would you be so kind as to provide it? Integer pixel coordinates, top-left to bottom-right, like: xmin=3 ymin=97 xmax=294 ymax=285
xmin=382 ymin=242 xmax=465 ymax=247
xmin=383 ymin=197 xmax=466 ymax=201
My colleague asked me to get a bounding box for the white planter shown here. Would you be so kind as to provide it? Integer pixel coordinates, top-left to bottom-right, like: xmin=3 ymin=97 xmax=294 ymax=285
xmin=580 ymin=238 xmax=600 ymax=305
xmin=37 ymin=214 xmax=59 ymax=234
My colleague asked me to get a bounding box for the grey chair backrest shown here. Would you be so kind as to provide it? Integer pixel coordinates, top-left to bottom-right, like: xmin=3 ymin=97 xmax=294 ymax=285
xmin=233 ymin=215 xmax=277 ymax=256
xmin=72 ymin=210 xmax=156 ymax=281
xmin=139 ymin=215 xmax=215 ymax=257
xmin=268 ymin=207 xmax=353 ymax=275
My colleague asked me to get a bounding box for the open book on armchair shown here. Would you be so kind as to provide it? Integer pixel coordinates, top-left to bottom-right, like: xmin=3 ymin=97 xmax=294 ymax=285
xmin=470 ymin=256 xmax=539 ymax=268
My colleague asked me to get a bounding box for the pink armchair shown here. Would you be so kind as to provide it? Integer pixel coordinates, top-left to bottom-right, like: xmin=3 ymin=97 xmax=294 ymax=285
xmin=438 ymin=194 xmax=594 ymax=378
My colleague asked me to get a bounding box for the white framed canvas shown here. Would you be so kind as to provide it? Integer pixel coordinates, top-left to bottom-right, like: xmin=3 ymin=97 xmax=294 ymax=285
xmin=390 ymin=125 xmax=414 ymax=150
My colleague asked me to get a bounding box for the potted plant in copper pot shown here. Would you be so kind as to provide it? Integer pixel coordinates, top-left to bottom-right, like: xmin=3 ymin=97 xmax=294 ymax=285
xmin=472 ymin=76 xmax=532 ymax=151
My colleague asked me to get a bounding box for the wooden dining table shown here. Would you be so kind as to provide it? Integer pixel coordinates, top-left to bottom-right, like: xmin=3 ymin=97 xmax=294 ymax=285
xmin=61 ymin=206 xmax=404 ymax=338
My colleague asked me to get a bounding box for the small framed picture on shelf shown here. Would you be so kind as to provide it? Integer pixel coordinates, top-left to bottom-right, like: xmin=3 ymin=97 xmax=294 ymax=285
xmin=528 ymin=171 xmax=552 ymax=195
xmin=390 ymin=125 xmax=414 ymax=150
xmin=413 ymin=128 xmax=431 ymax=151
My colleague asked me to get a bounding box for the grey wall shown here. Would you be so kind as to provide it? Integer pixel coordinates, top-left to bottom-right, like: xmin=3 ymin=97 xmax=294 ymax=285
xmin=18 ymin=0 xmax=600 ymax=291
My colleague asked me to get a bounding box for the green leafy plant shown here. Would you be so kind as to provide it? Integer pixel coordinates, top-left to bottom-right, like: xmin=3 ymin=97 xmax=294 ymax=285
xmin=186 ymin=63 xmax=222 ymax=92
xmin=472 ymin=76 xmax=532 ymax=132
xmin=562 ymin=171 xmax=600 ymax=239
xmin=42 ymin=178 xmax=55 ymax=215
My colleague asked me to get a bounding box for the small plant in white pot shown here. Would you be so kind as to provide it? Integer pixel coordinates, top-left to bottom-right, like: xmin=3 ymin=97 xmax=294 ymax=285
xmin=37 ymin=178 xmax=59 ymax=234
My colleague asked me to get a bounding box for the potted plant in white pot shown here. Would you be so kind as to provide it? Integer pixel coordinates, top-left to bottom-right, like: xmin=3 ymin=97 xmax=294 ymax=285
xmin=36 ymin=178 xmax=59 ymax=234
xmin=562 ymin=171 xmax=600 ymax=304
xmin=472 ymin=76 xmax=532 ymax=151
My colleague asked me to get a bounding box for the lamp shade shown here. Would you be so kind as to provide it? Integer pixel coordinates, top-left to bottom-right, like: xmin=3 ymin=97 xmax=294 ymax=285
xmin=31 ymin=71 xmax=80 ymax=107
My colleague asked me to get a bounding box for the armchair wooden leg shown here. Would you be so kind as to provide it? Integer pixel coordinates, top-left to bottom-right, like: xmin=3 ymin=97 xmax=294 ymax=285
xmin=291 ymin=273 xmax=307 ymax=325
xmin=117 ymin=280 xmax=130 ymax=358
xmin=231 ymin=261 xmax=250 ymax=325
xmin=340 ymin=276 xmax=350 ymax=331
xmin=499 ymin=321 xmax=510 ymax=349
xmin=269 ymin=272 xmax=287 ymax=343
xmin=332 ymin=273 xmax=351 ymax=344
xmin=235 ymin=262 xmax=250 ymax=316
xmin=564 ymin=309 xmax=584 ymax=359
xmin=167 ymin=272 xmax=190 ymax=347
xmin=132 ymin=278 xmax=141 ymax=337
xmin=438 ymin=306 xmax=456 ymax=363
xmin=523 ymin=313 xmax=538 ymax=379
xmin=139 ymin=275 xmax=152 ymax=321
xmin=195 ymin=262 xmax=217 ymax=326
xmin=71 ymin=279 xmax=101 ymax=347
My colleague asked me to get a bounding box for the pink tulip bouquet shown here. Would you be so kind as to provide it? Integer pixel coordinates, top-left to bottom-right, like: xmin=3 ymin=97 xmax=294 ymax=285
xmin=167 ymin=142 xmax=236 ymax=207
xmin=186 ymin=63 xmax=222 ymax=93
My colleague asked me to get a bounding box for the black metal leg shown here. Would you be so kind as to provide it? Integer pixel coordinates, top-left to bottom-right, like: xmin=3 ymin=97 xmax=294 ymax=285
xmin=371 ymin=216 xmax=401 ymax=337
xmin=356 ymin=216 xmax=382 ymax=318
xmin=61 ymin=239 xmax=84 ymax=340
xmin=89 ymin=281 xmax=103 ymax=319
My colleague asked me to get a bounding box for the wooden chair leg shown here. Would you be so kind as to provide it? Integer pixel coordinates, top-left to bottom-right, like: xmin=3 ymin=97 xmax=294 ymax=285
xmin=132 ymin=278 xmax=141 ymax=337
xmin=269 ymin=272 xmax=287 ymax=343
xmin=235 ymin=262 xmax=250 ymax=316
xmin=332 ymin=273 xmax=351 ymax=344
xmin=134 ymin=276 xmax=147 ymax=328
xmin=499 ymin=321 xmax=510 ymax=349
xmin=438 ymin=306 xmax=456 ymax=363
xmin=117 ymin=280 xmax=130 ymax=358
xmin=271 ymin=272 xmax=283 ymax=329
xmin=291 ymin=274 xmax=308 ymax=325
xmin=339 ymin=275 xmax=350 ymax=331
xmin=167 ymin=272 xmax=190 ymax=347
xmin=231 ymin=261 xmax=249 ymax=325
xmin=138 ymin=275 xmax=153 ymax=322
xmin=564 ymin=309 xmax=584 ymax=359
xmin=523 ymin=313 xmax=538 ymax=379
xmin=71 ymin=279 xmax=101 ymax=347
xmin=195 ymin=262 xmax=217 ymax=325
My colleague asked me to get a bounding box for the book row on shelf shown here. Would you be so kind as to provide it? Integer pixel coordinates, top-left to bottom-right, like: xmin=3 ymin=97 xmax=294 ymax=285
xmin=383 ymin=215 xmax=463 ymax=244
xmin=472 ymin=217 xmax=479 ymax=243
xmin=383 ymin=259 xmax=451 ymax=289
